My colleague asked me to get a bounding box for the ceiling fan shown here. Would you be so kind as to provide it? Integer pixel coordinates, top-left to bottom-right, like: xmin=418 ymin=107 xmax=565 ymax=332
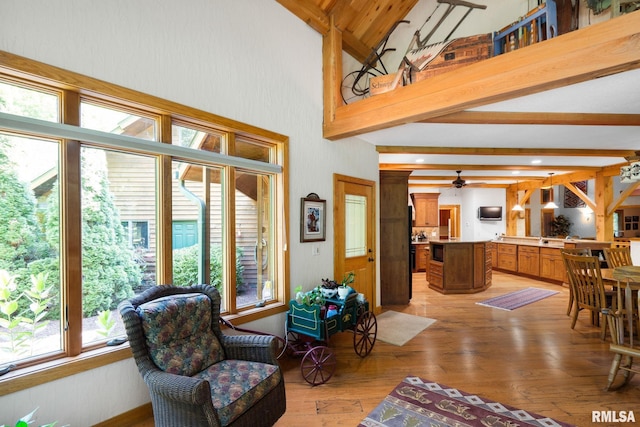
xmin=452 ymin=170 xmax=466 ymax=188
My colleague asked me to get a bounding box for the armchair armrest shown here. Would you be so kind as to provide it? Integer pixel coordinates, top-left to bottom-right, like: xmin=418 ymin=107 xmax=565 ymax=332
xmin=144 ymin=369 xmax=213 ymax=405
xmin=222 ymin=334 xmax=278 ymax=364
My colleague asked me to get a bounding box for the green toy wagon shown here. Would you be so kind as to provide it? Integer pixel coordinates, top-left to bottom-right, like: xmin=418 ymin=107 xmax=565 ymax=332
xmin=285 ymin=290 xmax=377 ymax=385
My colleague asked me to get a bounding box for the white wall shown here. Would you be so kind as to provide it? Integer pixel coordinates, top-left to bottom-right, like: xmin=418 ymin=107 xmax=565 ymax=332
xmin=437 ymin=187 xmax=507 ymax=241
xmin=0 ymin=0 xmax=379 ymax=424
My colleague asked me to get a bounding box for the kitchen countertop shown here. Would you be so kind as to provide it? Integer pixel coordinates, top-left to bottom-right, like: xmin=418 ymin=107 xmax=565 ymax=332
xmin=494 ymin=239 xmax=565 ymax=248
xmin=428 ymin=239 xmax=492 ymax=244
xmin=493 ymin=236 xmax=611 ymax=248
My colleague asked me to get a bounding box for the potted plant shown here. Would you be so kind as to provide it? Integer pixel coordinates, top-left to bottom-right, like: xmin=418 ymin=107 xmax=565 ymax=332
xmin=320 ymin=278 xmax=339 ymax=298
xmin=337 ymin=272 xmax=355 ymax=299
xmin=550 ymin=214 xmax=572 ymax=237
xmin=294 ymin=285 xmax=325 ymax=306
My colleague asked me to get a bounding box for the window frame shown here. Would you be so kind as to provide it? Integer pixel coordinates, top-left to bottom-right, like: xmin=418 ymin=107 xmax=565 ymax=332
xmin=0 ymin=51 xmax=289 ymax=395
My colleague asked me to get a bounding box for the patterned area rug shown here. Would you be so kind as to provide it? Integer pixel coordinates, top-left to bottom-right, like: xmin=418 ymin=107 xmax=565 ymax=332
xmin=375 ymin=311 xmax=436 ymax=346
xmin=359 ymin=377 xmax=575 ymax=427
xmin=476 ymin=287 xmax=559 ymax=311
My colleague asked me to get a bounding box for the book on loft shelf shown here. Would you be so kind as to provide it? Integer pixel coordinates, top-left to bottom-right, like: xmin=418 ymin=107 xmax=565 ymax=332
xmin=493 ymin=1 xmax=557 ymax=55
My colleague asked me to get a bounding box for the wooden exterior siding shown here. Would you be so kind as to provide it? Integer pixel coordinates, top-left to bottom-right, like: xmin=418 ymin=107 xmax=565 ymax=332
xmin=105 ymin=152 xmax=260 ymax=288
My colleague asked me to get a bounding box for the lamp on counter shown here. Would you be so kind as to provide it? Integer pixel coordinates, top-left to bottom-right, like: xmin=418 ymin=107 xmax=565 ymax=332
xmin=512 ymin=180 xmax=524 ymax=212
xmin=543 ymin=173 xmax=559 ymax=209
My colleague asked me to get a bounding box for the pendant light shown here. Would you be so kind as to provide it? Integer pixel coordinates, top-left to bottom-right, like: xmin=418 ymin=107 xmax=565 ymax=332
xmin=543 ymin=173 xmax=559 ymax=209
xmin=512 ymin=180 xmax=524 ymax=212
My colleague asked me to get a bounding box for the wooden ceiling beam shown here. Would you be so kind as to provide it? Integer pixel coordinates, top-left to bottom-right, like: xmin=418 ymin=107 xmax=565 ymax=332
xmin=409 ymin=175 xmax=545 ymax=181
xmin=323 ymin=11 xmax=640 ymax=140
xmin=380 ymin=164 xmax=602 ymax=171
xmin=340 ymin=32 xmax=373 ymax=64
xmin=323 ymin=16 xmax=342 ymax=126
xmin=376 ymin=146 xmax=634 ymax=157
xmin=418 ymin=111 xmax=640 ymax=126
xmin=409 ymin=183 xmax=509 ymax=188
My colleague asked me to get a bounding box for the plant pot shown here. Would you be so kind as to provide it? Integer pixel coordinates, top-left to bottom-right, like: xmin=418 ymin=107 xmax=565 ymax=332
xmin=337 ymin=286 xmax=350 ymax=299
xmin=321 ymin=288 xmax=337 ymax=299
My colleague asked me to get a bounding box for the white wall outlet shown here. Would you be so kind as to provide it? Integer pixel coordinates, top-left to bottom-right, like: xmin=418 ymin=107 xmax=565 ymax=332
xmin=312 ymin=245 xmax=320 ymax=256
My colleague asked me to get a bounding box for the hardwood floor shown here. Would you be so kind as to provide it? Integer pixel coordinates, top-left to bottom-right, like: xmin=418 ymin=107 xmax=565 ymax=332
xmin=133 ymin=271 xmax=640 ymax=426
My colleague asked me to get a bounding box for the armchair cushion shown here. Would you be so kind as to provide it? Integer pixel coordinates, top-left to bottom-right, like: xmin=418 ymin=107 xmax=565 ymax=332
xmin=138 ymin=293 xmax=224 ymax=376
xmin=195 ymin=359 xmax=282 ymax=426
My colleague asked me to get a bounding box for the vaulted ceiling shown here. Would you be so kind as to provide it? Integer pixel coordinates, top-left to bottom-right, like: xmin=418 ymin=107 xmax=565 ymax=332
xmin=277 ymin=0 xmax=640 ymax=191
xmin=276 ymin=0 xmax=419 ymax=65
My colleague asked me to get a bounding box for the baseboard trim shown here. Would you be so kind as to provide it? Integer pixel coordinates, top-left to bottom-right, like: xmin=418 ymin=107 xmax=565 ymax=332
xmin=93 ymin=403 xmax=153 ymax=427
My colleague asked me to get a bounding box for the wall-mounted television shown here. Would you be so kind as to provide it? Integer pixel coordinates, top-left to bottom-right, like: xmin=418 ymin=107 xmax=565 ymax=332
xmin=478 ymin=206 xmax=502 ymax=221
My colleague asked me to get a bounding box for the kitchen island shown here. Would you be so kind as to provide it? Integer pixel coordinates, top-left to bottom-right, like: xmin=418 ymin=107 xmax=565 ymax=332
xmin=428 ymin=240 xmax=491 ymax=294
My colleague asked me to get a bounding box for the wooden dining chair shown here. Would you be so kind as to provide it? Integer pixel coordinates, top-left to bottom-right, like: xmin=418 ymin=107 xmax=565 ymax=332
xmin=562 ymin=253 xmax=611 ymax=340
xmin=603 ymin=275 xmax=640 ymax=390
xmin=603 ymin=247 xmax=633 ymax=269
xmin=561 ymin=248 xmax=592 ymax=317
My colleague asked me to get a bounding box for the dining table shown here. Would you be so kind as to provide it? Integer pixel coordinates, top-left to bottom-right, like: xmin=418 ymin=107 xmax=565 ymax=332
xmin=600 ymin=266 xmax=640 ymax=342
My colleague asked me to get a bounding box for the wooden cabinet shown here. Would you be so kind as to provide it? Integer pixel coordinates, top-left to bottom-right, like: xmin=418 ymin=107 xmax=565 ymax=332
xmin=428 ymin=261 xmax=443 ymax=290
xmin=485 ymin=244 xmax=493 ymax=286
xmin=493 ymin=238 xmax=613 ymax=284
xmin=415 ymin=244 xmax=429 ymax=272
xmin=539 ymin=247 xmax=566 ymax=282
xmin=412 ymin=193 xmax=439 ymax=227
xmin=489 ymin=242 xmax=498 ymax=268
xmin=497 ymin=244 xmax=518 ymax=272
xmin=428 ymin=241 xmax=491 ymax=294
xmin=518 ymin=245 xmax=540 ymax=276
xmin=379 ymin=171 xmax=412 ymax=305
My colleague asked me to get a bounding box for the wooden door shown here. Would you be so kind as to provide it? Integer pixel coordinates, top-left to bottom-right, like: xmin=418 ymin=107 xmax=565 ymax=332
xmin=439 ymin=205 xmax=460 ymax=239
xmin=334 ymin=174 xmax=376 ymax=310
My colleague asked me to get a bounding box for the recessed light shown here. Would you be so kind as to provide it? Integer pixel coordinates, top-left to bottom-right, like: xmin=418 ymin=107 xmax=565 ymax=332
xmin=512 ymin=171 xmax=520 ymax=175
xmin=416 ymin=158 xmax=424 ymax=163
xmin=531 ymin=159 xmax=542 ymax=164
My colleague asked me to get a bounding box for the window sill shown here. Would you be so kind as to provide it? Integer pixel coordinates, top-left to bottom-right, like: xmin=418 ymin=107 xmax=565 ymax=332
xmin=0 ymin=345 xmax=133 ymax=397
xmin=226 ymin=301 xmax=288 ymax=325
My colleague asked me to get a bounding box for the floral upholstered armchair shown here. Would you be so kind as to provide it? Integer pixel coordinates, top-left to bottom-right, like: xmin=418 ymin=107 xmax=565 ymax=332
xmin=118 ymin=284 xmax=286 ymax=427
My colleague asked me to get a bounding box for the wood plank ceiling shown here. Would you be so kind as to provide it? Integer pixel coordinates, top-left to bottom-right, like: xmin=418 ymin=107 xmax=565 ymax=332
xmin=276 ymin=0 xmax=419 ymax=64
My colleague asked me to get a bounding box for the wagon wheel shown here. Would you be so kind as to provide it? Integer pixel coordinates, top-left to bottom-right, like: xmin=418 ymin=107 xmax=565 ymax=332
xmin=341 ymin=70 xmax=376 ymax=104
xmin=300 ymin=345 xmax=336 ymax=386
xmin=353 ymin=311 xmax=377 ymax=357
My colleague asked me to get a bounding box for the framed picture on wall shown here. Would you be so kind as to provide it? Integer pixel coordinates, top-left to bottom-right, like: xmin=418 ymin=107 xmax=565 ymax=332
xmin=626 ymin=223 xmax=632 ymax=230
xmin=300 ymin=193 xmax=326 ymax=242
xmin=625 ymin=216 xmax=632 ymax=222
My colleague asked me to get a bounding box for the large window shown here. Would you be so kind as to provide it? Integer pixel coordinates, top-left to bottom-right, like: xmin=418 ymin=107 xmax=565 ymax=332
xmin=0 ymin=57 xmax=288 ymax=380
xmin=0 ymin=133 xmax=61 ymax=365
